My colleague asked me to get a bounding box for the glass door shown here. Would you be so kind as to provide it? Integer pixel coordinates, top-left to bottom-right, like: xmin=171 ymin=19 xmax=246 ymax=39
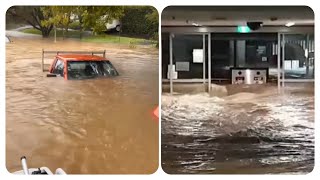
xmin=170 ymin=34 xmax=208 ymax=81
xmin=168 ymin=33 xmax=209 ymax=94
xmin=281 ymin=33 xmax=314 ymax=82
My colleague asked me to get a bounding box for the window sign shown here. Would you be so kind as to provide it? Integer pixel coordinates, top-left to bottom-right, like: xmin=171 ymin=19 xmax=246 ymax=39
xmin=292 ymin=60 xmax=299 ymax=70
xmin=284 ymin=60 xmax=292 ymax=70
xmin=176 ymin=62 xmax=190 ymax=71
xmin=262 ymin=57 xmax=267 ymax=62
xmin=257 ymin=46 xmax=266 ymax=55
xmin=167 ymin=65 xmax=177 ymax=79
xmin=193 ymin=49 xmax=203 ymax=63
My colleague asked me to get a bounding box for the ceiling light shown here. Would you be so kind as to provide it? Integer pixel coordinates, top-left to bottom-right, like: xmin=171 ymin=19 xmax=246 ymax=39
xmin=285 ymin=22 xmax=295 ymax=27
xmin=192 ymin=22 xmax=201 ymax=27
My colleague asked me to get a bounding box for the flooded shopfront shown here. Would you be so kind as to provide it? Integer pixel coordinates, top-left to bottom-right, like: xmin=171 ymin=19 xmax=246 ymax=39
xmin=161 ymin=6 xmax=314 ymax=174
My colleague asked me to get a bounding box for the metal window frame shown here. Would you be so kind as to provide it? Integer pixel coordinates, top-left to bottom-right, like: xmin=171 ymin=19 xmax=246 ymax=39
xmin=168 ymin=33 xmax=210 ymax=94
xmin=165 ymin=27 xmax=314 ymax=94
xmin=278 ymin=32 xmax=315 ymax=92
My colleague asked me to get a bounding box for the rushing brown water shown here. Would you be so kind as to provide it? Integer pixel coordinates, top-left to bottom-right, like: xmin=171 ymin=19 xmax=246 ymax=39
xmin=6 ymin=37 xmax=159 ymax=174
xmin=161 ymin=84 xmax=314 ymax=174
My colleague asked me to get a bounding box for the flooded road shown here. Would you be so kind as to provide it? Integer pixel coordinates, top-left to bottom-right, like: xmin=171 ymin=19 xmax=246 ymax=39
xmin=161 ymin=84 xmax=314 ymax=174
xmin=6 ymin=37 xmax=158 ymax=174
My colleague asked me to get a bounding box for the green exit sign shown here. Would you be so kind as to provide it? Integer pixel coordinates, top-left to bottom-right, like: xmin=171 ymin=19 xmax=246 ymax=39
xmin=237 ymin=26 xmax=251 ymax=33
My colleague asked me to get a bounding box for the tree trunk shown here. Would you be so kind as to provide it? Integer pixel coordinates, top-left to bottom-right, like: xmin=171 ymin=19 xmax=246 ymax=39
xmin=62 ymin=27 xmax=65 ymax=40
xmin=79 ymin=17 xmax=83 ymax=40
xmin=40 ymin=25 xmax=53 ymax=38
xmin=66 ymin=25 xmax=69 ymax=38
xmin=41 ymin=29 xmax=50 ymax=38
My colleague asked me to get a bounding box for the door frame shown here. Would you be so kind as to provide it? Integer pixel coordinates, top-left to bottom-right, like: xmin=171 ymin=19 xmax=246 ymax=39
xmin=278 ymin=32 xmax=315 ymax=93
xmin=167 ymin=32 xmax=210 ymax=94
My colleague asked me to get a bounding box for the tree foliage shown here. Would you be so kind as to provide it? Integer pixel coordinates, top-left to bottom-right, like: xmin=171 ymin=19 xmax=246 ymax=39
xmin=7 ymin=6 xmax=158 ymax=40
xmin=41 ymin=6 xmax=75 ymax=39
xmin=81 ymin=6 xmax=124 ymax=33
xmin=120 ymin=6 xmax=158 ymax=39
xmin=145 ymin=8 xmax=159 ymax=40
xmin=7 ymin=6 xmax=124 ymax=38
xmin=6 ymin=6 xmax=53 ymax=37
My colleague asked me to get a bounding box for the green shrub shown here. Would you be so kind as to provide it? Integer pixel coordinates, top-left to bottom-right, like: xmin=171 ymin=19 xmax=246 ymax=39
xmin=69 ymin=21 xmax=81 ymax=30
xmin=120 ymin=6 xmax=158 ymax=39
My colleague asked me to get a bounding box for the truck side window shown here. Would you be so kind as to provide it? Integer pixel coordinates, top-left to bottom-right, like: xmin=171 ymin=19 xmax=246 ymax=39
xmin=53 ymin=59 xmax=64 ymax=76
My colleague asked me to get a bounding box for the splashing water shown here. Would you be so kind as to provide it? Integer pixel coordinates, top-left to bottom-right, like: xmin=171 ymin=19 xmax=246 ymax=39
xmin=161 ymin=85 xmax=314 ymax=174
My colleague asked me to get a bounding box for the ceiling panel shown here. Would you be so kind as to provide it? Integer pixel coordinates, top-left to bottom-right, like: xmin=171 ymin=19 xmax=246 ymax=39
xmin=162 ymin=6 xmax=314 ymax=26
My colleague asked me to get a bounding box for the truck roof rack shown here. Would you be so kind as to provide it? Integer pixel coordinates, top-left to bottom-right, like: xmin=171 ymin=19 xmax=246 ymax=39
xmin=41 ymin=49 xmax=106 ymax=72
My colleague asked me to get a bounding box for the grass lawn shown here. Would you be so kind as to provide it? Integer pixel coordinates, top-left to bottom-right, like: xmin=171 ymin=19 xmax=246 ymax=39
xmin=21 ymin=28 xmax=155 ymax=45
xmin=22 ymin=28 xmax=83 ymax=38
xmin=81 ymin=35 xmax=152 ymax=45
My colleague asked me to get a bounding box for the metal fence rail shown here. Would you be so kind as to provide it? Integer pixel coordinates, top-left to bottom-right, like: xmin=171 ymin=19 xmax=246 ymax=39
xmin=41 ymin=49 xmax=106 ymax=72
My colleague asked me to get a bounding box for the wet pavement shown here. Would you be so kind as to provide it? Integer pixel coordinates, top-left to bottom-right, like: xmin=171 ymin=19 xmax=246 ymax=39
xmin=161 ymin=84 xmax=314 ymax=174
xmin=6 ymin=26 xmax=42 ymax=38
xmin=6 ymin=37 xmax=159 ymax=174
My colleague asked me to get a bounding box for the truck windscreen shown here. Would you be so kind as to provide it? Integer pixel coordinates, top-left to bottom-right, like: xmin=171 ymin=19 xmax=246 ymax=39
xmin=67 ymin=61 xmax=119 ymax=80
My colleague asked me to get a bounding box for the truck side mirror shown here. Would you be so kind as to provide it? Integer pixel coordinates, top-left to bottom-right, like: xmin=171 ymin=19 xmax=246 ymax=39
xmin=47 ymin=74 xmax=57 ymax=77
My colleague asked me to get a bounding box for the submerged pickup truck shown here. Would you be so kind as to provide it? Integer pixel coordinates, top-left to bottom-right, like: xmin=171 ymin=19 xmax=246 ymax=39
xmin=46 ymin=54 xmax=119 ymax=80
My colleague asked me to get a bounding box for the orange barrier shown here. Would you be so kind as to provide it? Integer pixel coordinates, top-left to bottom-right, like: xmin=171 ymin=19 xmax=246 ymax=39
xmin=153 ymin=106 xmax=159 ymax=122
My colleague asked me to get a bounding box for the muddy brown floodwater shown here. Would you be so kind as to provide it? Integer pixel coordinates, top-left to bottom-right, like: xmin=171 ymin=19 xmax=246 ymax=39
xmin=6 ymin=37 xmax=158 ymax=174
xmin=161 ymin=83 xmax=314 ymax=174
